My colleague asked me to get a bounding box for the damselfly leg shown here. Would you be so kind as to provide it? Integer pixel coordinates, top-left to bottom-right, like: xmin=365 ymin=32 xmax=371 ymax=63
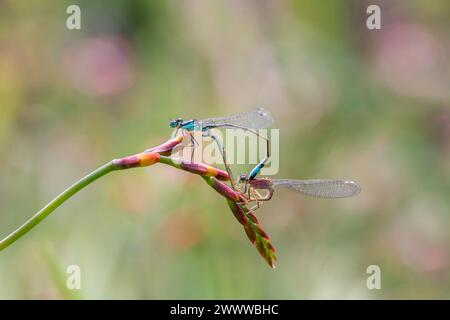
xmin=202 ymin=129 xmax=236 ymax=189
xmin=236 ymin=177 xmax=275 ymax=211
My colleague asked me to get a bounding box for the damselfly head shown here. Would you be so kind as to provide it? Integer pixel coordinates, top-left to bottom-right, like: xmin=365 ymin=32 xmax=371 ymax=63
xmin=169 ymin=118 xmax=183 ymax=128
xmin=238 ymin=174 xmax=248 ymax=182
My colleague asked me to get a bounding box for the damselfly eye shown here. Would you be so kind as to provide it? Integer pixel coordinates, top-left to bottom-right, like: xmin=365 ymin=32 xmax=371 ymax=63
xmin=169 ymin=119 xmax=182 ymax=128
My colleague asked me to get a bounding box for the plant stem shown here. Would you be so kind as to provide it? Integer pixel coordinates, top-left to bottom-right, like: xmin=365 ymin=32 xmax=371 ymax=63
xmin=158 ymin=155 xmax=181 ymax=168
xmin=0 ymin=161 xmax=115 ymax=252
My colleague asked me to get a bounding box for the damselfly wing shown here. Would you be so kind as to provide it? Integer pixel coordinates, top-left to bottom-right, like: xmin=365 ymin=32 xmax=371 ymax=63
xmin=271 ymin=179 xmax=361 ymax=198
xmin=198 ymin=107 xmax=274 ymax=130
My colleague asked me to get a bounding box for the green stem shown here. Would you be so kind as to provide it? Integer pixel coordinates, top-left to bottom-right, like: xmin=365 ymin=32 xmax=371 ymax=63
xmin=0 ymin=161 xmax=115 ymax=252
xmin=158 ymin=155 xmax=181 ymax=169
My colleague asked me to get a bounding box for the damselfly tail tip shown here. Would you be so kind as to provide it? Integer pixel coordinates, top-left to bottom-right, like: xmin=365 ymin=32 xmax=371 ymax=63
xmin=346 ymin=180 xmax=362 ymax=197
xmin=255 ymin=107 xmax=274 ymax=125
xmin=256 ymin=107 xmax=269 ymax=116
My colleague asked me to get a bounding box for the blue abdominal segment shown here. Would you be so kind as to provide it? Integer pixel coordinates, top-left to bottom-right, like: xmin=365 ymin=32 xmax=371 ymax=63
xmin=248 ymin=158 xmax=268 ymax=180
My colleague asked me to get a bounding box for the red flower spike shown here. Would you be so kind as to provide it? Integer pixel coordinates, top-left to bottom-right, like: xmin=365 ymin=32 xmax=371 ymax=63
xmin=113 ymin=138 xmax=276 ymax=268
xmin=225 ymin=199 xmax=277 ymax=268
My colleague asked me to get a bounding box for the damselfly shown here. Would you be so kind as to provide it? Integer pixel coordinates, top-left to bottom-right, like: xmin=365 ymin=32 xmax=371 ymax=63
xmin=169 ymin=108 xmax=274 ymax=187
xmin=238 ymin=175 xmax=361 ymax=211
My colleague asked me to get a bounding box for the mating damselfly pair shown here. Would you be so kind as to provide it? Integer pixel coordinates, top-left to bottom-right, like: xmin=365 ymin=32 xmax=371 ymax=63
xmin=169 ymin=108 xmax=360 ymax=210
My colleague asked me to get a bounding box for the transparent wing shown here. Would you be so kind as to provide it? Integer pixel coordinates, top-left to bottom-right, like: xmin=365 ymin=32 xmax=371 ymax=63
xmin=271 ymin=179 xmax=361 ymax=198
xmin=199 ymin=107 xmax=274 ymax=129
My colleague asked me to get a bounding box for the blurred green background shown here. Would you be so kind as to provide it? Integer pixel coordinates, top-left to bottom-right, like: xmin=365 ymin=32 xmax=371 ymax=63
xmin=1 ymin=0 xmax=450 ymax=299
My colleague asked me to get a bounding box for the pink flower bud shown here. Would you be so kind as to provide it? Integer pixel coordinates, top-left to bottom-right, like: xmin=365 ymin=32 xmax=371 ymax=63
xmin=113 ymin=152 xmax=160 ymax=169
xmin=145 ymin=135 xmax=184 ymax=155
xmin=180 ymin=161 xmax=229 ymax=181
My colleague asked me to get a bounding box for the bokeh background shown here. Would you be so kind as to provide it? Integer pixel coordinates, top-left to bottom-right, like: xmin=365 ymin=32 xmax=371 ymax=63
xmin=0 ymin=0 xmax=449 ymax=299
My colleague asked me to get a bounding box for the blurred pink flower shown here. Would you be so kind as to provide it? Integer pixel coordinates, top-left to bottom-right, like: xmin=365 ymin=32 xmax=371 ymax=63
xmin=372 ymin=22 xmax=449 ymax=102
xmin=65 ymin=35 xmax=136 ymax=97
xmin=390 ymin=217 xmax=449 ymax=275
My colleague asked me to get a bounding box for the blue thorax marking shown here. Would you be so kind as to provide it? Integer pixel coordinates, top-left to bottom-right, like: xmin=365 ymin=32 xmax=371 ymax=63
xmin=181 ymin=119 xmax=209 ymax=131
xmin=180 ymin=119 xmax=198 ymax=131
